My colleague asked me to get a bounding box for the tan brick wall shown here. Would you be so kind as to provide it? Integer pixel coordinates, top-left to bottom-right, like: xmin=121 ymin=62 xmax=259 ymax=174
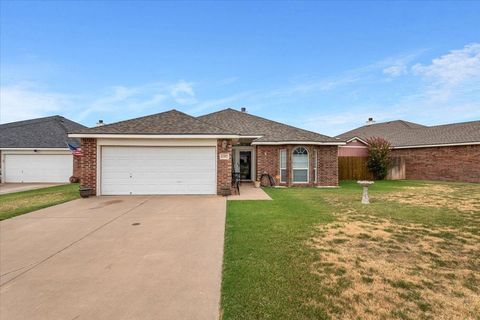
xmin=392 ymin=145 xmax=480 ymax=183
xmin=255 ymin=144 xmax=339 ymax=187
xmin=217 ymin=139 xmax=233 ymax=195
xmin=79 ymin=138 xmax=97 ymax=194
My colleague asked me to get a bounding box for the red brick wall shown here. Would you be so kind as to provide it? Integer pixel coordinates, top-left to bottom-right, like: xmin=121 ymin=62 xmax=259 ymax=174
xmin=391 ymin=145 xmax=480 ymax=183
xmin=255 ymin=144 xmax=339 ymax=187
xmin=217 ymin=139 xmax=233 ymax=195
xmin=317 ymin=145 xmax=339 ymax=186
xmin=79 ymin=138 xmax=97 ymax=194
xmin=256 ymin=145 xmax=283 ymax=185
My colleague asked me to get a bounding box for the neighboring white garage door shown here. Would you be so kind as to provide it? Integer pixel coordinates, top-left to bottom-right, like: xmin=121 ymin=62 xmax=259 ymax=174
xmin=4 ymin=154 xmax=73 ymax=183
xmin=101 ymin=146 xmax=216 ymax=195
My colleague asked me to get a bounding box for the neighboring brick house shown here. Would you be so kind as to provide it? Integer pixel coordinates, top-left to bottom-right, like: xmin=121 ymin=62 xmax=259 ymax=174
xmin=0 ymin=116 xmax=85 ymax=183
xmin=69 ymin=108 xmax=344 ymax=196
xmin=336 ymin=119 xmax=480 ymax=183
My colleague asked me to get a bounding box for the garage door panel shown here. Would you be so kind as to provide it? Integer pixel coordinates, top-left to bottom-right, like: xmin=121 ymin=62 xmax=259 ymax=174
xmin=4 ymin=154 xmax=72 ymax=183
xmin=101 ymin=146 xmax=216 ymax=195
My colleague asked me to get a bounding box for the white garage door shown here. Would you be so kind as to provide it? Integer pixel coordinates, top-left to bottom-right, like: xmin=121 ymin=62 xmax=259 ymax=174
xmin=101 ymin=146 xmax=216 ymax=195
xmin=4 ymin=154 xmax=73 ymax=183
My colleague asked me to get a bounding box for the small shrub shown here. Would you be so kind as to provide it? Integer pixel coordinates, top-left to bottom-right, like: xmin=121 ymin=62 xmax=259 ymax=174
xmin=366 ymin=137 xmax=392 ymax=180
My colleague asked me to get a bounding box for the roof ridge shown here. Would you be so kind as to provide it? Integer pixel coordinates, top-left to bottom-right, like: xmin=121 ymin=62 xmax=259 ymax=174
xmin=189 ymin=110 xmax=239 ymax=134
xmin=0 ymin=115 xmax=63 ymax=129
xmin=53 ymin=116 xmax=71 ymax=138
xmin=71 ymin=109 xmax=238 ymax=135
xmin=200 ymin=108 xmax=336 ymax=140
xmin=425 ymin=119 xmax=480 ymax=129
xmin=198 ymin=107 xmax=237 ymax=118
xmin=397 ymin=120 xmax=425 ymax=128
xmin=83 ymin=109 xmax=183 ymax=131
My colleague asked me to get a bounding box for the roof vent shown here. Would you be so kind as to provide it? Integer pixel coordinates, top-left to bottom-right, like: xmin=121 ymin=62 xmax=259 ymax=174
xmin=96 ymin=120 xmax=105 ymax=127
xmin=366 ymin=117 xmax=375 ymax=126
xmin=240 ymin=107 xmax=247 ymax=113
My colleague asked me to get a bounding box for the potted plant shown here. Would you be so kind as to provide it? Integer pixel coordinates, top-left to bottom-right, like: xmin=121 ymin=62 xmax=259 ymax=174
xmin=79 ymin=186 xmax=92 ymax=198
xmin=253 ymin=180 xmax=261 ymax=188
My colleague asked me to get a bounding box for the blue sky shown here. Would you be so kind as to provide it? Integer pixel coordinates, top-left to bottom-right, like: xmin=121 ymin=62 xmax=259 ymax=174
xmin=1 ymin=1 xmax=479 ymax=135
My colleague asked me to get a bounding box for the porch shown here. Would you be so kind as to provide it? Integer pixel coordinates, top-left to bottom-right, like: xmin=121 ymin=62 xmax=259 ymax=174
xmin=227 ymin=182 xmax=272 ymax=200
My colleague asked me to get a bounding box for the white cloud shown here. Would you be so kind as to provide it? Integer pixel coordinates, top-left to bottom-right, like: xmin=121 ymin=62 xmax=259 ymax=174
xmin=409 ymin=43 xmax=480 ymax=103
xmin=76 ymin=80 xmax=197 ymax=122
xmin=0 ymin=83 xmax=73 ymax=123
xmin=0 ymin=80 xmax=197 ymax=125
xmin=412 ymin=43 xmax=480 ymax=86
xmin=169 ymin=80 xmax=196 ymax=105
xmin=187 ymin=91 xmax=254 ymax=115
xmin=381 ymin=52 xmax=422 ymax=78
xmin=383 ymin=64 xmax=407 ymax=77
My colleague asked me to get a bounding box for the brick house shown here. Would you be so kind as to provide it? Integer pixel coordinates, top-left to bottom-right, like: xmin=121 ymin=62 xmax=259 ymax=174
xmin=0 ymin=116 xmax=85 ymax=183
xmin=337 ymin=119 xmax=480 ymax=183
xmin=69 ymin=108 xmax=344 ymax=196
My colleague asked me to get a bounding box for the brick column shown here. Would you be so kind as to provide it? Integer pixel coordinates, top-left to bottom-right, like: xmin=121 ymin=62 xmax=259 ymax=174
xmin=80 ymin=138 xmax=97 ymax=195
xmin=217 ymin=139 xmax=232 ymax=195
xmin=317 ymin=145 xmax=339 ymax=186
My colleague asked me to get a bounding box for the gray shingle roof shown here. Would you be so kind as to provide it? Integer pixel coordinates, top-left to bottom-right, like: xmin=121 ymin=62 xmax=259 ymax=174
xmin=337 ymin=120 xmax=480 ymax=147
xmin=198 ymin=108 xmax=341 ymax=143
xmin=72 ymin=110 xmax=235 ymax=135
xmin=0 ymin=116 xmax=87 ymax=148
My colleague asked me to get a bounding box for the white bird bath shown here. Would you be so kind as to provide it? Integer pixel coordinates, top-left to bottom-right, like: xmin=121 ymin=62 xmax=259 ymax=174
xmin=357 ymin=180 xmax=374 ymax=204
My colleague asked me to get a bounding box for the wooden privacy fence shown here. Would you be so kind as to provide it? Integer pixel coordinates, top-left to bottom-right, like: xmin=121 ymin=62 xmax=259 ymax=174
xmin=338 ymin=157 xmax=374 ymax=180
xmin=338 ymin=156 xmax=405 ymax=180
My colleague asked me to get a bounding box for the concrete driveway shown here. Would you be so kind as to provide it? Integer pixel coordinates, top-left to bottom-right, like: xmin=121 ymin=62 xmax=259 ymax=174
xmin=0 ymin=195 xmax=226 ymax=320
xmin=0 ymin=183 xmax=63 ymax=195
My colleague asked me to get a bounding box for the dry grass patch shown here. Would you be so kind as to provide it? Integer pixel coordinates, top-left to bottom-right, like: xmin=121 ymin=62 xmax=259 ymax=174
xmin=308 ymin=211 xmax=480 ymax=320
xmin=380 ymin=183 xmax=480 ymax=213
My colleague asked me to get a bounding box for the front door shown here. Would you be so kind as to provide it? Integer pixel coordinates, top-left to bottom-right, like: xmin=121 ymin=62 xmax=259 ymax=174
xmin=239 ymin=151 xmax=252 ymax=180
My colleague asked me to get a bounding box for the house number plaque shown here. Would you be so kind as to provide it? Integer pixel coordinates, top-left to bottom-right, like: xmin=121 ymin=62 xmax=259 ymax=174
xmin=219 ymin=153 xmax=230 ymax=160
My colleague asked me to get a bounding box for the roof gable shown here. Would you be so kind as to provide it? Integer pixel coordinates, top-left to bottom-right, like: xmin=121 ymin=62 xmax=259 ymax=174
xmin=72 ymin=110 xmax=235 ymax=135
xmin=0 ymin=116 xmax=86 ymax=148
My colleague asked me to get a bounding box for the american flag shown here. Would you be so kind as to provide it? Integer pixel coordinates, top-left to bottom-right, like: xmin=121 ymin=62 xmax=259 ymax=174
xmin=67 ymin=143 xmax=83 ymax=156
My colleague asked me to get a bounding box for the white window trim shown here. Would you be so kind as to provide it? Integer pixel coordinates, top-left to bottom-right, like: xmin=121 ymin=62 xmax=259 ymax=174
xmin=314 ymin=149 xmax=318 ymax=183
xmin=279 ymin=149 xmax=287 ymax=183
xmin=292 ymin=147 xmax=309 ymax=184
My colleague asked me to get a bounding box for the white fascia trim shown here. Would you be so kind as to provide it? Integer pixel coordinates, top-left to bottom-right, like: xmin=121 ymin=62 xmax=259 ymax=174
xmin=251 ymin=141 xmax=346 ymax=145
xmin=346 ymin=136 xmax=368 ymax=145
xmin=68 ymin=134 xmax=240 ymax=139
xmin=0 ymin=148 xmax=69 ymax=151
xmin=238 ymin=135 xmax=263 ymax=139
xmin=393 ymin=141 xmax=480 ymax=149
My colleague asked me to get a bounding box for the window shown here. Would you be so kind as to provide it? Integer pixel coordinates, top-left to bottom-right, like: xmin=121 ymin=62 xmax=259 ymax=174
xmin=292 ymin=147 xmax=309 ymax=183
xmin=314 ymin=149 xmax=318 ymax=183
xmin=279 ymin=149 xmax=287 ymax=183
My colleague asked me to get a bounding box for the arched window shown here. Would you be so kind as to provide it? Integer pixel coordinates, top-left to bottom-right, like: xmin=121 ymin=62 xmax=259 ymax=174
xmin=292 ymin=147 xmax=309 ymax=183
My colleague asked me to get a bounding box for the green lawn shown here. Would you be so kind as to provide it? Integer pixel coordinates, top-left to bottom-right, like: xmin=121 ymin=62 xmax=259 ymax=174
xmin=221 ymin=180 xmax=480 ymax=320
xmin=0 ymin=183 xmax=80 ymax=221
